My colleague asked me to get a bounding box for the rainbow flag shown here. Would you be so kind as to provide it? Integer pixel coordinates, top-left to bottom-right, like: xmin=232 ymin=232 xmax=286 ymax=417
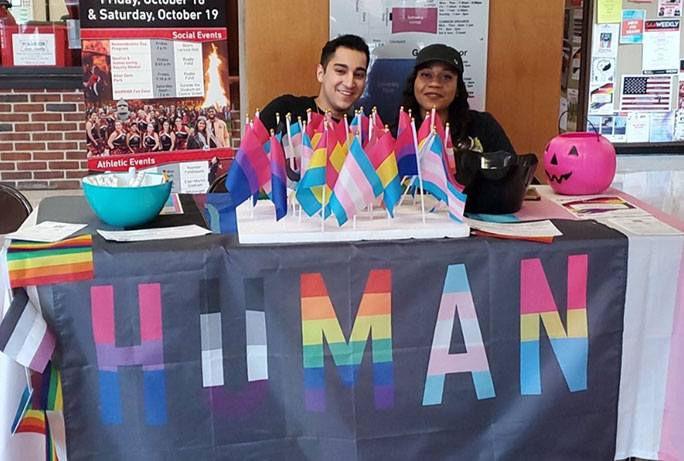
xmin=7 ymin=235 xmax=94 ymax=288
xmin=329 ymin=137 xmax=383 ymax=226
xmin=12 ymin=362 xmax=64 ymax=460
xmin=31 ymin=361 xmax=63 ymax=412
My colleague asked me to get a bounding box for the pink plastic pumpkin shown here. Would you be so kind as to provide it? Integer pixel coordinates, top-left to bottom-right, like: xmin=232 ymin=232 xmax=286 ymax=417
xmin=543 ymin=132 xmax=616 ymax=195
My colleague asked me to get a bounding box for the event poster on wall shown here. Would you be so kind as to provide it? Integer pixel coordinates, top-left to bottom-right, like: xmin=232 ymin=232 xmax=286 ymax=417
xmin=78 ymin=1 xmax=233 ymax=192
xmin=330 ymin=0 xmax=489 ymax=122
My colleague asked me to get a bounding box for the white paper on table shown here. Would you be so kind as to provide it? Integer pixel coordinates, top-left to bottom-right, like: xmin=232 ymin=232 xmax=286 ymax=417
xmin=97 ymin=225 xmax=210 ymax=242
xmin=464 ymin=218 xmax=563 ymax=238
xmin=4 ymin=221 xmax=87 ymax=243
xmin=608 ymin=216 xmax=684 ymax=235
xmin=551 ymin=195 xmax=650 ymax=218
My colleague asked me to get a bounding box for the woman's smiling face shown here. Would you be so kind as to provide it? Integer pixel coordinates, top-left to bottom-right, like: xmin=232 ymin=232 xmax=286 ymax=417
xmin=413 ymin=62 xmax=459 ymax=114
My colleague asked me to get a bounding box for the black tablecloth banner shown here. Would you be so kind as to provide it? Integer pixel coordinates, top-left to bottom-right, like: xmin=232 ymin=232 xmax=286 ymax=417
xmin=45 ymin=220 xmax=627 ymax=460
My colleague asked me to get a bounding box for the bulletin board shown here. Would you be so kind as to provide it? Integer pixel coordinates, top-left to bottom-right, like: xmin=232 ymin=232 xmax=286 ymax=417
xmin=587 ymin=0 xmax=684 ymax=149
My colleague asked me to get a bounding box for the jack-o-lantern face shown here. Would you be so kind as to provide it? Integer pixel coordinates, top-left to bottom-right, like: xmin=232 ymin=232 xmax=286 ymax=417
xmin=545 ymin=145 xmax=579 ymax=185
xmin=543 ymin=132 xmax=616 ymax=195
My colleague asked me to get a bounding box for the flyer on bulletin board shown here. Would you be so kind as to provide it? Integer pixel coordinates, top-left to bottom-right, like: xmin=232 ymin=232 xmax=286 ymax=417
xmin=658 ymin=0 xmax=682 ymax=17
xmin=592 ymin=23 xmax=620 ymax=58
xmin=643 ymin=19 xmax=681 ymax=73
xmin=620 ymin=10 xmax=646 ymax=43
xmin=597 ymin=0 xmax=623 ymax=23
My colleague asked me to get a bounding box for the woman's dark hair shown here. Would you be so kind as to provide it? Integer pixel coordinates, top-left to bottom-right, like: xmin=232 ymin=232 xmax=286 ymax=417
xmin=399 ymin=63 xmax=471 ymax=147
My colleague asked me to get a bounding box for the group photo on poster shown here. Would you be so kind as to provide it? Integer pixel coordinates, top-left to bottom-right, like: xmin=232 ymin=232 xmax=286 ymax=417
xmin=78 ymin=0 xmax=233 ymax=190
xmin=82 ymin=39 xmax=232 ymax=158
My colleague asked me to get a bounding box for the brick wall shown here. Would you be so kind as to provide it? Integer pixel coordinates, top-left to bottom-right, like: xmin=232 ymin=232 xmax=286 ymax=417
xmin=0 ymin=88 xmax=86 ymax=190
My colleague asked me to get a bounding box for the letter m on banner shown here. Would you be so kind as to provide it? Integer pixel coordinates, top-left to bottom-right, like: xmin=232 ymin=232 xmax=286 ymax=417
xmin=300 ymin=270 xmax=393 ymax=412
xmin=520 ymin=255 xmax=588 ymax=395
xmin=91 ymin=284 xmax=167 ymax=425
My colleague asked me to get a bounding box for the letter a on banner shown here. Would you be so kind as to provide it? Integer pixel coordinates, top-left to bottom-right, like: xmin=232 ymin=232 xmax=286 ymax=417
xmin=423 ymin=264 xmax=495 ymax=406
xmin=520 ymin=255 xmax=589 ymax=395
xmin=90 ymin=284 xmax=167 ymax=425
xmin=300 ymin=269 xmax=394 ymax=412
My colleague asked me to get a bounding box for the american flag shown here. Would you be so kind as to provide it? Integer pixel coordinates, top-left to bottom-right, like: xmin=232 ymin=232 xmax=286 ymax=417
xmin=620 ymin=75 xmax=673 ymax=111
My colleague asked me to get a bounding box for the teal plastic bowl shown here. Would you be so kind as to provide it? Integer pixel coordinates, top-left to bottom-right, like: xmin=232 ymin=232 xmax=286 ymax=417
xmin=82 ymin=172 xmax=172 ymax=227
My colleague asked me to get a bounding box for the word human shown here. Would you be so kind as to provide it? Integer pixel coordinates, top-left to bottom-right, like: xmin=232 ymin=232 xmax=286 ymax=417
xmin=89 ymin=256 xmax=589 ymax=425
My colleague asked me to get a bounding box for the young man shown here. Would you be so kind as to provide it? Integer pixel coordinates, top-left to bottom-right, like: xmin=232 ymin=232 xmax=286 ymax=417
xmin=206 ymin=106 xmax=231 ymax=148
xmin=259 ymin=34 xmax=370 ymax=131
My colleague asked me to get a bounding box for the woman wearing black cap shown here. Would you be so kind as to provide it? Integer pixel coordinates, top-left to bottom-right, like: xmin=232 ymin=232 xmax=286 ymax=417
xmin=400 ymin=43 xmax=515 ymax=154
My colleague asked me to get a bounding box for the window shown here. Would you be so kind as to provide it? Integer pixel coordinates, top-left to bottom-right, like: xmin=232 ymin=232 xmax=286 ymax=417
xmin=0 ymin=0 xmax=80 ymax=68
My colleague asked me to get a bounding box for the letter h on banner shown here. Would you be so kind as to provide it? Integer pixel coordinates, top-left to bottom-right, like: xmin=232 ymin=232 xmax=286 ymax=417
xmin=90 ymin=284 xmax=167 ymax=425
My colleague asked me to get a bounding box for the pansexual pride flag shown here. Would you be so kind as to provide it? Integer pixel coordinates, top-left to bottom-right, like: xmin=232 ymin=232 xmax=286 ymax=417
xmin=296 ymin=128 xmax=330 ymax=217
xmin=7 ymin=235 xmax=94 ymax=288
xmin=329 ymin=137 xmax=383 ymax=226
xmin=369 ymin=130 xmax=402 ymax=217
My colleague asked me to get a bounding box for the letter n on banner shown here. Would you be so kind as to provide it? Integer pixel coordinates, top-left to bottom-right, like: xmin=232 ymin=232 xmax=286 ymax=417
xmin=90 ymin=284 xmax=167 ymax=425
xmin=301 ymin=270 xmax=393 ymax=412
xmin=520 ymin=255 xmax=588 ymax=395
xmin=423 ymin=264 xmax=495 ymax=406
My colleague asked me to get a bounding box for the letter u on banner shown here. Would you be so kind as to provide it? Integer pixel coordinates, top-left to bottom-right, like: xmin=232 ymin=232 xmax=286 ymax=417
xmin=520 ymin=255 xmax=589 ymax=395
xmin=90 ymin=284 xmax=167 ymax=425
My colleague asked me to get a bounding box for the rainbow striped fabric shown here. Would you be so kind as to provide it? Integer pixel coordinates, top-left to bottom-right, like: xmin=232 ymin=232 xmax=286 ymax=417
xmin=12 ymin=361 xmax=64 ymax=461
xmin=301 ymin=270 xmax=394 ymax=411
xmin=7 ymin=235 xmax=94 ymax=288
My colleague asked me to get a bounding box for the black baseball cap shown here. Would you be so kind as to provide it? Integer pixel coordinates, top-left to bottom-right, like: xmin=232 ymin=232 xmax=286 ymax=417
xmin=414 ymin=44 xmax=464 ymax=74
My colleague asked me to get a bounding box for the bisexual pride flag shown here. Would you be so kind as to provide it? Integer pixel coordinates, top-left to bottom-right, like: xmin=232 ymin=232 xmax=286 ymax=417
xmin=225 ymin=125 xmax=270 ymax=206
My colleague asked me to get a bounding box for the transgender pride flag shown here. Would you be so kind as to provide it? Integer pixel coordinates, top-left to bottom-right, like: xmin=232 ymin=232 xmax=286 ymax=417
xmin=419 ymin=132 xmax=467 ymax=222
xmin=329 ymin=137 xmax=383 ymax=226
